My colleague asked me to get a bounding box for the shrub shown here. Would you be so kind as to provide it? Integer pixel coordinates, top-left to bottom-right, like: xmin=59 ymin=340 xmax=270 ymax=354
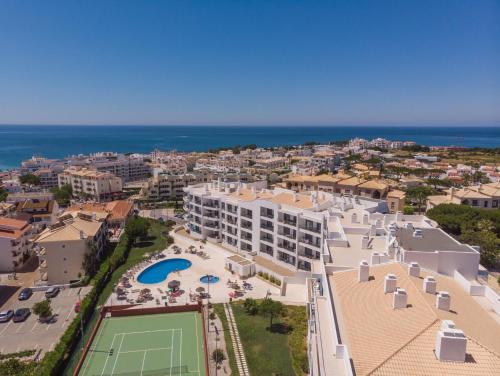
xmin=263 ymin=272 xmax=269 ymax=280
xmin=209 ymin=312 xmax=216 ymax=321
xmin=33 ymin=300 xmax=52 ymax=320
xmin=212 ymin=349 xmax=226 ymax=366
xmin=269 ymin=275 xmax=276 ymax=283
xmin=257 ymin=271 xmax=263 ymax=277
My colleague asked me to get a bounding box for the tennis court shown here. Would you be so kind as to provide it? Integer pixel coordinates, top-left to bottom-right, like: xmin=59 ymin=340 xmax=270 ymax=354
xmin=79 ymin=311 xmax=206 ymax=376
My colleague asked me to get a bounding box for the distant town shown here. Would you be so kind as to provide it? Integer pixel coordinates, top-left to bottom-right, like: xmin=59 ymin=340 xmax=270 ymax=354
xmin=0 ymin=137 xmax=499 ymax=375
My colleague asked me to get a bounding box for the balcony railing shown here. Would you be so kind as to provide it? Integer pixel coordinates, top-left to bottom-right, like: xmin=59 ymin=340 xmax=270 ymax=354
xmin=261 ymin=211 xmax=274 ymax=219
xmin=261 ymin=223 xmax=274 ymax=231
xmin=301 ymin=225 xmax=321 ymax=233
xmin=300 ymin=238 xmax=321 ymax=248
xmin=278 ymin=243 xmax=296 ymax=252
xmin=282 ymin=218 xmax=297 ymax=226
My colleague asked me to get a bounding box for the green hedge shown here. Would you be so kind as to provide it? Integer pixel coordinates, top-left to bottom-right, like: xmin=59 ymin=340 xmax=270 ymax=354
xmin=36 ymin=232 xmax=132 ymax=375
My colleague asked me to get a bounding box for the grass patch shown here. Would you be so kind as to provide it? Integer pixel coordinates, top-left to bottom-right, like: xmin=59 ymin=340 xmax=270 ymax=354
xmin=231 ymin=301 xmax=308 ymax=376
xmin=97 ymin=220 xmax=169 ymax=305
xmin=213 ymin=304 xmax=239 ymax=376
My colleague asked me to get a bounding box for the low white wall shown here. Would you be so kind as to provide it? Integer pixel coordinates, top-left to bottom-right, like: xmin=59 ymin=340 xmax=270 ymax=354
xmin=453 ymin=270 xmax=485 ymax=296
xmin=484 ymin=286 xmax=500 ymax=315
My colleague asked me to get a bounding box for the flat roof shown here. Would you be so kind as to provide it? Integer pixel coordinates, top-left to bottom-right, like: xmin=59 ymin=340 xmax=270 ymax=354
xmin=395 ymin=228 xmax=474 ymax=253
xmin=329 ymin=262 xmax=500 ymax=376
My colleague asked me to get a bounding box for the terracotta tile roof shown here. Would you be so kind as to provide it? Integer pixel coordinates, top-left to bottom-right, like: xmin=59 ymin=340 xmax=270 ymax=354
xmin=372 ymin=322 xmax=500 ymax=376
xmin=0 ymin=217 xmax=31 ymax=239
xmin=387 ymin=190 xmax=406 ymax=199
xmin=329 ymin=263 xmax=500 ymax=376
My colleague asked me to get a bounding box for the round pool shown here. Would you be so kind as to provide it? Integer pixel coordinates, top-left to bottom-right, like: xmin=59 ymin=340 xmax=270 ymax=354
xmin=200 ymin=275 xmax=220 ymax=284
xmin=137 ymin=258 xmax=192 ymax=284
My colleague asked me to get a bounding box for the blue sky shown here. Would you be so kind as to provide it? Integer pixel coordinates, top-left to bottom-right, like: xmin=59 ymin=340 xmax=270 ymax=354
xmin=0 ymin=0 xmax=499 ymax=126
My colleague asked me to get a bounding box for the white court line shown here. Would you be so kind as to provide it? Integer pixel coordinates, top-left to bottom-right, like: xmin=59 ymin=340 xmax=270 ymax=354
xmin=115 ymin=329 xmax=173 ymax=336
xmin=100 ymin=333 xmax=118 ymax=376
xmin=169 ymin=330 xmax=174 ymax=376
xmin=140 ymin=350 xmax=147 ymax=376
xmin=81 ymin=319 xmax=107 ymax=376
xmin=110 ymin=333 xmax=125 ymax=376
xmin=119 ymin=347 xmax=172 ymax=354
xmin=194 ymin=314 xmax=200 ymax=373
xmin=179 ymin=328 xmax=183 ymax=376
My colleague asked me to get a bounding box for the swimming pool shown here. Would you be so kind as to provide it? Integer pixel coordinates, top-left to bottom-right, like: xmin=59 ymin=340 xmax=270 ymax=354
xmin=200 ymin=275 xmax=220 ymax=284
xmin=137 ymin=258 xmax=192 ymax=284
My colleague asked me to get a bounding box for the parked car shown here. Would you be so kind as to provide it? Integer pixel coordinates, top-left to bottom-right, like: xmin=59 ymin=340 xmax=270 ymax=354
xmin=13 ymin=308 xmax=31 ymax=322
xmin=18 ymin=288 xmax=33 ymax=301
xmin=0 ymin=310 xmax=14 ymax=323
xmin=45 ymin=287 xmax=60 ymax=298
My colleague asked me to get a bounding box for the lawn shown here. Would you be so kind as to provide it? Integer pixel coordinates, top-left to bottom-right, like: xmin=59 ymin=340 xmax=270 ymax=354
xmin=213 ymin=304 xmax=239 ymax=375
xmin=231 ymin=301 xmax=308 ymax=376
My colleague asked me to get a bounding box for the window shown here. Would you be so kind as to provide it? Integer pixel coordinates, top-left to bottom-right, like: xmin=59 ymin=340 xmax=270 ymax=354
xmin=472 ymin=200 xmax=478 ymax=206
xmin=484 ymin=201 xmax=488 ymax=208
xmin=493 ymin=200 xmax=498 ymax=208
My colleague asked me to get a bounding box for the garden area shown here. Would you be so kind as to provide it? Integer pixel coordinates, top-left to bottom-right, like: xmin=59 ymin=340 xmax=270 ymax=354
xmin=215 ymin=299 xmax=308 ymax=376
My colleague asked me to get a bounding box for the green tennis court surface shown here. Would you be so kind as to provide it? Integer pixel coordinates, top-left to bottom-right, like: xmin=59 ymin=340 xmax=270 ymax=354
xmin=79 ymin=311 xmax=206 ymax=376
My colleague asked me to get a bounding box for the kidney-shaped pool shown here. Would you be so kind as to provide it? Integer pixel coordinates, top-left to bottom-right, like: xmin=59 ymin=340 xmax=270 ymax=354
xmin=137 ymin=258 xmax=192 ymax=284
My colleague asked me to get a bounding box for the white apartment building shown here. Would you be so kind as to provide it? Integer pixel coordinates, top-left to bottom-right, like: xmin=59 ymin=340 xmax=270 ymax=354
xmin=184 ymin=181 xmax=388 ymax=273
xmin=58 ymin=167 xmax=123 ymax=202
xmin=70 ymin=152 xmax=150 ymax=182
xmin=0 ymin=217 xmax=33 ymax=272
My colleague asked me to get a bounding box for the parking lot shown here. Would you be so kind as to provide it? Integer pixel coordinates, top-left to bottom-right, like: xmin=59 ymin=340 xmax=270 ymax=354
xmin=0 ymin=286 xmax=91 ymax=355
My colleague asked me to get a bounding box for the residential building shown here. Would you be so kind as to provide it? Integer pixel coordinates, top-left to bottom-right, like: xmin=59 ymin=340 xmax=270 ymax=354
xmin=387 ymin=189 xmax=406 ymax=213
xmin=427 ymin=183 xmax=500 ymax=210
xmin=14 ymin=199 xmax=59 ymax=233
xmin=35 ymin=211 xmax=108 ymax=284
xmin=141 ymin=171 xmax=215 ymax=201
xmin=33 ymin=166 xmax=65 ymax=189
xmin=58 ymin=167 xmax=123 ymax=202
xmin=0 ymin=217 xmax=33 ymax=272
xmin=184 ymin=181 xmax=388 ymax=273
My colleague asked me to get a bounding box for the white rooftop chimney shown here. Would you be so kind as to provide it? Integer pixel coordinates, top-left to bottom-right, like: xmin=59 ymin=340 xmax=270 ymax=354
xmin=358 ymin=260 xmax=369 ymax=282
xmin=362 ymin=214 xmax=369 ymax=225
xmin=406 ymin=222 xmax=414 ymax=231
xmin=351 ymin=212 xmax=358 ymax=223
xmin=423 ymin=276 xmax=437 ymax=294
xmin=393 ymin=288 xmax=408 ymax=309
xmin=362 ymin=235 xmax=370 ymax=250
xmin=370 ymin=252 xmax=380 ymax=265
xmin=408 ymin=262 xmax=421 ymax=278
xmin=384 ymin=274 xmax=397 ymax=293
xmin=375 ymin=218 xmax=382 ymax=228
xmin=435 ymin=321 xmax=467 ymax=362
xmin=413 ymin=229 xmax=423 ymax=238
xmin=436 ymin=291 xmax=451 ymax=311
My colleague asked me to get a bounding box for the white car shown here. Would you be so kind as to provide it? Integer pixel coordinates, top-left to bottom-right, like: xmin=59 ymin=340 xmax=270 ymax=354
xmin=0 ymin=310 xmax=14 ymax=323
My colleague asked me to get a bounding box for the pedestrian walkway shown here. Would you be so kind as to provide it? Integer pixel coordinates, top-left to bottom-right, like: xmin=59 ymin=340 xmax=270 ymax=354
xmin=223 ymin=303 xmax=249 ymax=376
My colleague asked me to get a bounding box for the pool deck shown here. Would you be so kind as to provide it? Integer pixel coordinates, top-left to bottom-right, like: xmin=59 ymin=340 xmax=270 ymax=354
xmin=107 ymin=230 xmax=307 ymax=308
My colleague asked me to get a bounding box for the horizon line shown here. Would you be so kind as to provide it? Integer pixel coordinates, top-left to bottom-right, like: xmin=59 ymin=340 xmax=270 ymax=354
xmin=1 ymin=123 xmax=499 ymax=128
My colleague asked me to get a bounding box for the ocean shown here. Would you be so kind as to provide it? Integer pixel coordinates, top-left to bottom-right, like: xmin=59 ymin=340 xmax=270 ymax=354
xmin=0 ymin=125 xmax=499 ymax=170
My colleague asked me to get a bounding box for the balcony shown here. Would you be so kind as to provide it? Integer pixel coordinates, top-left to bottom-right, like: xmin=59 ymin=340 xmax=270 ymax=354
xmin=260 ymin=210 xmax=274 ymax=219
xmin=260 ymin=235 xmax=274 ymax=244
xmin=299 ymin=238 xmax=321 ymax=248
xmin=298 ymin=251 xmax=316 ymax=259
xmin=282 ymin=218 xmax=297 ymax=226
xmin=300 ymin=225 xmax=322 ymax=234
xmin=278 ymin=231 xmax=296 ymax=240
xmin=261 ymin=223 xmax=274 ymax=232
xmin=278 ymin=243 xmax=296 ymax=252
xmin=241 ymin=210 xmax=253 ymax=220
xmin=241 ymin=221 xmax=252 ymax=230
